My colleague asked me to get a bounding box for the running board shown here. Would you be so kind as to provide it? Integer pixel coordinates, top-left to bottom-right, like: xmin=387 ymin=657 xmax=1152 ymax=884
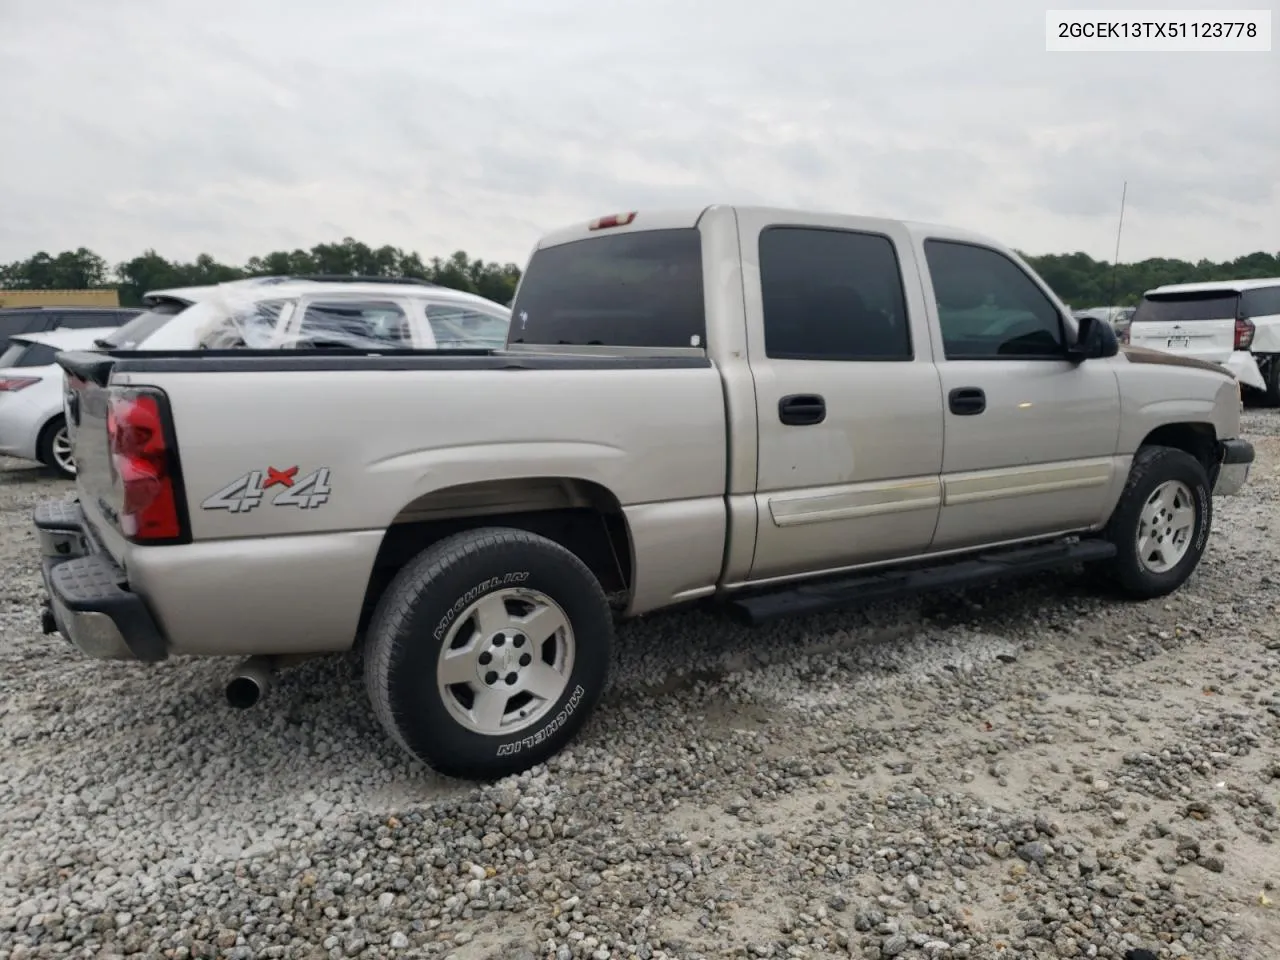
xmin=726 ymin=538 xmax=1117 ymax=625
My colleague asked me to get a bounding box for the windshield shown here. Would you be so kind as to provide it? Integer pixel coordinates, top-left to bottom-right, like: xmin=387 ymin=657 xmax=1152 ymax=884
xmin=99 ymin=301 xmax=188 ymax=348
xmin=509 ymin=228 xmax=705 ymax=348
xmin=1133 ymin=292 xmax=1240 ymax=323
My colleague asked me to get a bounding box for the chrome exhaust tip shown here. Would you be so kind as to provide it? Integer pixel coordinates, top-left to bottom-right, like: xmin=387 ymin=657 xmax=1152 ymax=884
xmin=225 ymin=656 xmax=275 ymax=708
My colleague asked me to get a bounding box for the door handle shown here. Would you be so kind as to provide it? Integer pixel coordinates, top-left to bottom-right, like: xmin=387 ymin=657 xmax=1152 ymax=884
xmin=948 ymin=387 xmax=986 ymax=416
xmin=779 ymin=394 xmax=826 ymax=426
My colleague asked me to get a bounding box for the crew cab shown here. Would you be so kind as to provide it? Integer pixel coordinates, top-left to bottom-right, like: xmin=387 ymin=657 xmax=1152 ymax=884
xmin=33 ymin=205 xmax=1255 ymax=780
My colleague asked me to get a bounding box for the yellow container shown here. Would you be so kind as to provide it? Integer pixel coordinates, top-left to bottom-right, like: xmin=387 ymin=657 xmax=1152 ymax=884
xmin=0 ymin=288 xmax=120 ymax=308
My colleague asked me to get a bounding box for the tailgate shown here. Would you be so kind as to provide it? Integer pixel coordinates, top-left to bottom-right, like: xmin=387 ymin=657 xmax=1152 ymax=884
xmin=62 ymin=354 xmax=124 ymax=543
xmin=1129 ymin=291 xmax=1240 ymax=362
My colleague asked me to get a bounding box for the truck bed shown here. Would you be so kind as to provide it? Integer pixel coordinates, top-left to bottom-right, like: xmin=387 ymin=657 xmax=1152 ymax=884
xmin=56 ymin=346 xmax=732 ymax=655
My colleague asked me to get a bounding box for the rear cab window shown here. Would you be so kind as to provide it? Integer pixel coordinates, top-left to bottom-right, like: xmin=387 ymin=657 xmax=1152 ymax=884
xmin=1132 ymin=291 xmax=1241 ymax=323
xmin=509 ymin=228 xmax=705 ymax=348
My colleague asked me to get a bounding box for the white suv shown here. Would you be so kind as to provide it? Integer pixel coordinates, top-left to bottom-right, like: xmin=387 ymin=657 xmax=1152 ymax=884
xmin=96 ymin=275 xmax=511 ymax=353
xmin=1126 ymin=277 xmax=1280 ymax=404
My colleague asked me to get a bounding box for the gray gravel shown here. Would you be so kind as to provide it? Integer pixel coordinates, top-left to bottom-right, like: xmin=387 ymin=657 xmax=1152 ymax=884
xmin=3 ymin=413 xmax=1279 ymax=960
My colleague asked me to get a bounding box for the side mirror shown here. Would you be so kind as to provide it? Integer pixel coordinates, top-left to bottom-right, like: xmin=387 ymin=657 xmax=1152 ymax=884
xmin=1067 ymin=314 xmax=1119 ymax=363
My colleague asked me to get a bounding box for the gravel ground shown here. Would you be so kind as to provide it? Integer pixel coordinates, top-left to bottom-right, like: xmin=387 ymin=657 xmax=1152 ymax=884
xmin=2 ymin=414 xmax=1279 ymax=960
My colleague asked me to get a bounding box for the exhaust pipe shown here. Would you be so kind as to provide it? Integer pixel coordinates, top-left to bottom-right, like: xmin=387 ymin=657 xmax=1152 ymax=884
xmin=226 ymin=655 xmax=275 ymax=708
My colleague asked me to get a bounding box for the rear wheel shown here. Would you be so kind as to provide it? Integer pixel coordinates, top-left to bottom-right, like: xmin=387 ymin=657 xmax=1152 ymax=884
xmin=37 ymin=416 xmax=75 ymax=479
xmin=363 ymin=527 xmax=614 ymax=780
xmin=1095 ymin=445 xmax=1211 ymax=599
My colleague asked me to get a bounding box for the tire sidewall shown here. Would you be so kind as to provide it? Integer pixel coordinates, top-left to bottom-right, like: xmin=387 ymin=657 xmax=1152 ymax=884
xmin=383 ymin=537 xmax=611 ymax=778
xmin=39 ymin=416 xmax=74 ymax=479
xmin=1111 ymin=451 xmax=1211 ymax=594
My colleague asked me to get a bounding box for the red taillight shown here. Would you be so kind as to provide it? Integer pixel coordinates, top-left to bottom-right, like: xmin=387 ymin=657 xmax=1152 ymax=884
xmin=0 ymin=377 xmax=40 ymax=392
xmin=1234 ymin=317 xmax=1255 ymax=350
xmin=588 ymin=211 xmax=637 ymax=230
xmin=107 ymin=389 xmax=183 ymax=542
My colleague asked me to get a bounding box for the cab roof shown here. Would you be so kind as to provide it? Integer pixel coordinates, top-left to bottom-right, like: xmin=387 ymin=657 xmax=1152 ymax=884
xmin=532 ymin=204 xmax=1017 ymax=254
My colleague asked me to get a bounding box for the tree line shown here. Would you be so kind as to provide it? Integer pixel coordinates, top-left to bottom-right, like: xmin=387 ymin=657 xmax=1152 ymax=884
xmin=2 ymin=238 xmax=1277 ymax=310
xmin=0 ymin=239 xmax=522 ymax=308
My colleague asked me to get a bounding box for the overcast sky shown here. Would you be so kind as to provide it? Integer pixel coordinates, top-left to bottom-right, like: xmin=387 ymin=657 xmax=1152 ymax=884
xmin=0 ymin=0 xmax=1275 ymax=269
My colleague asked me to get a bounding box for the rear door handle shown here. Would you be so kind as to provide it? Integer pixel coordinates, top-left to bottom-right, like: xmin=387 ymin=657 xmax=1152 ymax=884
xmin=779 ymin=394 xmax=826 ymax=426
xmin=948 ymin=387 xmax=986 ymax=416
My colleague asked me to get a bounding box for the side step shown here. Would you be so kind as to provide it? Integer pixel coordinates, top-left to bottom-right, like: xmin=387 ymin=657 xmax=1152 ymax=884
xmin=726 ymin=538 xmax=1117 ymax=625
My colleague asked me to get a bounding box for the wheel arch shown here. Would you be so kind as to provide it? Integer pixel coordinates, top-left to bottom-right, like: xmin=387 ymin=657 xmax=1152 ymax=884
xmin=359 ymin=476 xmax=634 ymax=633
xmin=1137 ymin=421 xmax=1217 ymax=474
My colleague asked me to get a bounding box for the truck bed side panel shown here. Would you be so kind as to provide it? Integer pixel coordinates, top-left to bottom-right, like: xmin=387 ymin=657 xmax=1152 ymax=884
xmin=93 ymin=359 xmax=729 ymax=652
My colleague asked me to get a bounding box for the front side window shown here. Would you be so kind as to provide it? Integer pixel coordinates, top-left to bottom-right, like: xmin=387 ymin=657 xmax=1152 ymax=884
xmin=297 ymin=299 xmax=410 ymax=348
xmin=924 ymin=240 xmax=1064 ymax=359
xmin=759 ymin=226 xmax=912 ymax=361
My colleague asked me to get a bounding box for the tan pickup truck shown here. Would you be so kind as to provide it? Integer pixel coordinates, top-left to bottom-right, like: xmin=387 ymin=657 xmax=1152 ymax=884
xmin=34 ymin=205 xmax=1254 ymax=779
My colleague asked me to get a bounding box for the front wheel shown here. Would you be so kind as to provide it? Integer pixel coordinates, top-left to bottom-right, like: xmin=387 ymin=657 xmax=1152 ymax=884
xmin=363 ymin=527 xmax=614 ymax=780
xmin=38 ymin=416 xmax=75 ymax=480
xmin=1096 ymin=445 xmax=1212 ymax=600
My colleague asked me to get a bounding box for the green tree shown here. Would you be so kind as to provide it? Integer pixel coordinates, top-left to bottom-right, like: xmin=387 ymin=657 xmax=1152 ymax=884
xmin=4 ymin=238 xmax=1266 ymax=314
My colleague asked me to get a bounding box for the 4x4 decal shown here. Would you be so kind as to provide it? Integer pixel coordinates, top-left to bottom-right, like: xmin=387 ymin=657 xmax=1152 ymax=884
xmin=201 ymin=466 xmax=332 ymax=513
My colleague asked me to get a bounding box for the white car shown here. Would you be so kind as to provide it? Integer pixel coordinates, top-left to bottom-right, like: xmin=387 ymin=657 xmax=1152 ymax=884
xmin=1126 ymin=278 xmax=1280 ymax=404
xmin=95 ymin=275 xmax=512 ymax=352
xmin=0 ymin=327 xmax=118 ymax=478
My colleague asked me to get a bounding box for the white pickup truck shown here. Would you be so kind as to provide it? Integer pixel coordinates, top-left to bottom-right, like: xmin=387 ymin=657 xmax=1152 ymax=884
xmin=34 ymin=205 xmax=1254 ymax=779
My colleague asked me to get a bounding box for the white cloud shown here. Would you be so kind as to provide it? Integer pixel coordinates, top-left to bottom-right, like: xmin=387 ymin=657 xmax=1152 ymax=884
xmin=0 ymin=0 xmax=1275 ymax=268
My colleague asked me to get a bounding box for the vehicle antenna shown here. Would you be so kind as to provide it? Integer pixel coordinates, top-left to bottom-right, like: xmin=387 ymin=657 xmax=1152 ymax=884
xmin=1108 ymin=180 xmax=1128 ymax=311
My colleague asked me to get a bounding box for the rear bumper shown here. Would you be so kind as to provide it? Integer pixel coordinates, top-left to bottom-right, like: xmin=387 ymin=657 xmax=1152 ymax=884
xmin=33 ymin=498 xmax=167 ymax=661
xmin=1212 ymin=439 xmax=1254 ymax=497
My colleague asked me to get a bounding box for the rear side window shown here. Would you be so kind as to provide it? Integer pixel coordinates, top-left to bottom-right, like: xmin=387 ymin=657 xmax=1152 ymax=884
xmin=1241 ymin=286 xmax=1280 ymax=319
xmin=510 ymin=228 xmax=705 ymax=348
xmin=759 ymin=227 xmax=912 ymax=361
xmin=1133 ymin=292 xmax=1240 ymax=323
xmin=298 ymin=299 xmax=410 ymax=347
xmin=425 ymin=303 xmax=510 ymax=349
xmin=0 ymin=343 xmax=58 ymax=367
xmin=102 ymin=302 xmax=187 ymax=349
